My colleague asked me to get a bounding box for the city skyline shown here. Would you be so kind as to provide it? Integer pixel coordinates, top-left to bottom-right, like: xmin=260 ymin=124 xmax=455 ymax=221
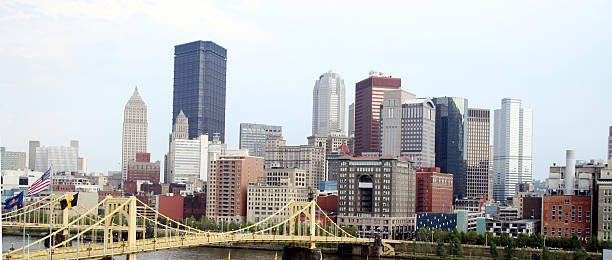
xmin=1 ymin=1 xmax=611 ymax=180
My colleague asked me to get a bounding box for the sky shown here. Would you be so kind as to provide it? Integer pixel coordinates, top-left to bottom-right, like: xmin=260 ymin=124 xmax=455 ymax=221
xmin=0 ymin=0 xmax=611 ymax=181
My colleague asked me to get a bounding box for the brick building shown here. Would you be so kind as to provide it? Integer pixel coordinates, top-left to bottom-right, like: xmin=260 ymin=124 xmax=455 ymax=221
xmin=127 ymin=152 xmax=160 ymax=184
xmin=156 ymin=194 xmax=184 ymax=221
xmin=416 ymin=167 xmax=453 ymax=213
xmin=542 ymin=195 xmax=592 ymax=241
xmin=183 ymin=193 xmax=207 ymax=220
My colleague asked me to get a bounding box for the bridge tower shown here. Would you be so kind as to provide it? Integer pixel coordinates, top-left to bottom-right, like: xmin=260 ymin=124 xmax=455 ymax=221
xmin=104 ymin=196 xmax=138 ymax=260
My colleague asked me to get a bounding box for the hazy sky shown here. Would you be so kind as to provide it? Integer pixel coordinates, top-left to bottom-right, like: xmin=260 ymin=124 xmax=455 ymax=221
xmin=1 ymin=0 xmax=611 ymax=180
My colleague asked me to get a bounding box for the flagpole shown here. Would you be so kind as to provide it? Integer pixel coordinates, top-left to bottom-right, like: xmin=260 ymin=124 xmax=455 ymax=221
xmin=23 ymin=195 xmax=26 ymax=260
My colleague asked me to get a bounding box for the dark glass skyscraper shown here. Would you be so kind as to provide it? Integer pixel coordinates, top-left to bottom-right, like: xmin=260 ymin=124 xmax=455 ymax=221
xmin=432 ymin=97 xmax=468 ymax=200
xmin=173 ymin=41 xmax=227 ymax=142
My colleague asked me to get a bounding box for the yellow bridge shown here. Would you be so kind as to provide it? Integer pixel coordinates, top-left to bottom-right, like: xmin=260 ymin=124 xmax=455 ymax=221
xmin=2 ymin=194 xmax=399 ymax=259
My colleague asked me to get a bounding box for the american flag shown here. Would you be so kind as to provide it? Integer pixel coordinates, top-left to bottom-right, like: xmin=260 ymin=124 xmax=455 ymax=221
xmin=28 ymin=168 xmax=51 ymax=196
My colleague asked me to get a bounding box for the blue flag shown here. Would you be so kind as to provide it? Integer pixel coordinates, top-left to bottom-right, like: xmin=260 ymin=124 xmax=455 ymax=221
xmin=4 ymin=191 xmax=24 ymax=210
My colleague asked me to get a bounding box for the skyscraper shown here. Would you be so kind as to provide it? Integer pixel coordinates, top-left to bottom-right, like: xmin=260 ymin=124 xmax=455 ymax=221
xmin=432 ymin=97 xmax=469 ymax=200
xmin=493 ymin=98 xmax=533 ymax=201
xmin=608 ymin=126 xmax=611 ymax=164
xmin=239 ymin=123 xmax=282 ymax=158
xmin=28 ymin=140 xmax=40 ymax=170
xmin=380 ymin=93 xmax=435 ymax=169
xmin=312 ymin=72 xmax=346 ymax=136
xmin=35 ymin=145 xmax=77 ymax=173
xmin=348 ymin=103 xmax=355 ymax=137
xmin=122 ymin=87 xmax=148 ymax=180
xmin=466 ymin=108 xmax=490 ymax=199
xmin=354 ymin=76 xmax=401 ymax=156
xmin=172 ymin=41 xmax=227 ymax=142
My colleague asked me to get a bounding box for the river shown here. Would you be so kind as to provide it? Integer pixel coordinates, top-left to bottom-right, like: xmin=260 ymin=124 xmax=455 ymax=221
xmin=3 ymin=235 xmax=369 ymax=259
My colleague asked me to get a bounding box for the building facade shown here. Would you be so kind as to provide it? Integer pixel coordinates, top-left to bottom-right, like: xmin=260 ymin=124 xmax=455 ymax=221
xmin=542 ymin=195 xmax=592 ymax=241
xmin=207 ymin=154 xmax=264 ymax=223
xmin=239 ymin=123 xmax=282 ymax=157
xmin=127 ymin=152 xmax=160 ymax=184
xmin=172 ymin=40 xmax=227 ymax=142
xmin=122 ymin=87 xmax=148 ymax=180
xmin=493 ymin=98 xmax=533 ymax=201
xmin=307 ymin=132 xmax=350 ymax=157
xmin=381 ymin=96 xmax=435 ymax=169
xmin=597 ymin=167 xmax=612 ymax=241
xmin=416 ymin=168 xmax=453 ymax=213
xmin=265 ymin=136 xmax=326 ymax=188
xmin=337 ymin=156 xmax=416 ymax=239
xmin=466 ymin=108 xmax=491 ymax=199
xmin=348 ymin=103 xmax=355 ymax=137
xmin=0 ymin=147 xmax=26 ymax=171
xmin=28 ymin=140 xmax=40 ymax=170
xmin=168 ymin=135 xmax=209 ymax=191
xmin=432 ymin=97 xmax=469 ymax=200
xmin=35 ymin=145 xmax=78 ymax=173
xmin=312 ymin=72 xmax=346 ymax=136
xmin=354 ymin=76 xmax=401 ymax=156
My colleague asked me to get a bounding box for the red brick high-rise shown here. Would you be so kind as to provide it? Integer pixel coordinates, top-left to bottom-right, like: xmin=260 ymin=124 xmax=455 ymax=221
xmin=127 ymin=152 xmax=160 ymax=184
xmin=354 ymin=76 xmax=401 ymax=156
xmin=416 ymin=167 xmax=454 ymax=213
xmin=542 ymin=195 xmax=592 ymax=241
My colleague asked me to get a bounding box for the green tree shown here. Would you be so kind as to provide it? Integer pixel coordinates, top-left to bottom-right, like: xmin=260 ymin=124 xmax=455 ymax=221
xmin=517 ymin=233 xmax=529 ymax=248
xmin=573 ymin=249 xmax=589 ymax=260
xmin=449 ymin=236 xmax=463 ymax=255
xmin=465 ymin=231 xmax=478 ymax=244
xmin=424 ymin=242 xmax=432 ymax=255
xmin=340 ymin=225 xmax=358 ymax=237
xmin=437 ymin=239 xmax=446 ymax=257
xmin=519 ymin=248 xmax=528 ymax=260
xmin=542 ymin=246 xmax=551 ymax=260
xmin=412 ymin=239 xmax=417 ymax=254
xmin=586 ymin=236 xmax=601 ymax=252
xmin=490 ymin=242 xmax=499 ymax=258
xmin=417 ymin=228 xmax=432 ymax=242
xmin=504 ymin=237 xmax=516 ymax=260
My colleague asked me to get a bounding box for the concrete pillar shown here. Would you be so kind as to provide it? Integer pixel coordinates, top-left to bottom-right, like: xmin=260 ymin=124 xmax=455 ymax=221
xmin=309 ymin=201 xmax=316 ymax=249
xmin=127 ymin=197 xmax=137 ymax=260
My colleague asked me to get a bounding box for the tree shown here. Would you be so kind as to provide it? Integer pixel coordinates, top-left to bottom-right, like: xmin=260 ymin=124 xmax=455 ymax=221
xmin=413 ymin=239 xmax=417 ymax=254
xmin=417 ymin=228 xmax=432 ymax=242
xmin=340 ymin=225 xmax=358 ymax=237
xmin=586 ymin=236 xmax=601 ymax=252
xmin=490 ymin=242 xmax=499 ymax=258
xmin=504 ymin=237 xmax=516 ymax=260
xmin=449 ymin=236 xmax=463 ymax=255
xmin=573 ymin=249 xmax=589 ymax=260
xmin=465 ymin=231 xmax=478 ymax=244
xmin=424 ymin=241 xmax=432 ymax=255
xmin=437 ymin=239 xmax=446 ymax=257
xmin=542 ymin=246 xmax=551 ymax=260
xmin=519 ymin=248 xmax=528 ymax=260
xmin=517 ymin=233 xmax=529 ymax=248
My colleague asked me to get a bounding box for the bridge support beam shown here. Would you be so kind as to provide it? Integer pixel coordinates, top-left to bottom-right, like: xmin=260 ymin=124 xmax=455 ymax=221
xmin=282 ymin=246 xmax=322 ymax=260
xmin=127 ymin=197 xmax=137 ymax=260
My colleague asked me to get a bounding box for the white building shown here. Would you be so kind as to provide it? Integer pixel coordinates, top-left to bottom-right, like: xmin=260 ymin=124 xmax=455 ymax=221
xmin=35 ymin=146 xmax=78 ymax=173
xmin=168 ymin=135 xmax=209 ymax=191
xmin=312 ymin=72 xmax=346 ymax=136
xmin=348 ymin=103 xmax=355 ymax=137
xmin=493 ymin=98 xmax=533 ymax=201
xmin=122 ymin=87 xmax=148 ymax=180
xmin=1 ymin=170 xmax=43 ymax=191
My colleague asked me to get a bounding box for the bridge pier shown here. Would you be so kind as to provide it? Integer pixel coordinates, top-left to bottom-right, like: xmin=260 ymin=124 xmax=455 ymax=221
xmin=282 ymin=246 xmax=322 ymax=260
xmin=337 ymin=244 xmax=383 ymax=257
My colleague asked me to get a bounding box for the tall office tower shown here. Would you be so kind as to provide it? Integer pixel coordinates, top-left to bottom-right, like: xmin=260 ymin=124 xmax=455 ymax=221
xmin=348 ymin=103 xmax=355 ymax=137
xmin=0 ymin=147 xmax=26 ymax=171
xmin=168 ymin=135 xmax=209 ymax=192
xmin=122 ymin=87 xmax=148 ymax=180
xmin=381 ymin=93 xmax=435 ymax=169
xmin=354 ymin=76 xmax=401 ymax=156
xmin=466 ymin=108 xmax=490 ymax=199
xmin=432 ymin=97 xmax=469 ymax=200
xmin=488 ymin=145 xmax=494 ymax=201
xmin=337 ymin=156 xmax=416 ymax=239
xmin=172 ymin=41 xmax=227 ymax=142
xmin=239 ymin=123 xmax=282 ymax=157
xmin=493 ymin=98 xmax=533 ymax=201
xmin=172 ymin=111 xmax=189 ymax=141
xmin=608 ymin=126 xmax=612 ymax=164
xmin=70 ymin=140 xmax=79 ymax=156
xmin=28 ymin=140 xmax=40 ymax=170
xmin=312 ymin=72 xmax=346 ymax=136
xmin=35 ymin=145 xmax=78 ymax=173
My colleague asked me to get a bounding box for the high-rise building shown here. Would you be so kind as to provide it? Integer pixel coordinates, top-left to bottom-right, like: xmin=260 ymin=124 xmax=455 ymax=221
xmin=28 ymin=140 xmax=40 ymax=170
xmin=432 ymin=97 xmax=469 ymax=200
xmin=337 ymin=156 xmax=416 ymax=239
xmin=122 ymin=88 xmax=148 ymax=180
xmin=354 ymin=76 xmax=401 ymax=156
xmin=207 ymin=154 xmax=264 ymax=223
xmin=265 ymin=136 xmax=326 ymax=188
xmin=381 ymin=94 xmax=435 ymax=169
xmin=0 ymin=147 xmax=26 ymax=171
xmin=307 ymin=132 xmax=350 ymax=157
xmin=172 ymin=41 xmax=227 ymax=142
xmin=312 ymin=72 xmax=346 ymax=136
xmin=168 ymin=135 xmax=209 ymax=191
xmin=348 ymin=103 xmax=355 ymax=137
xmin=488 ymin=145 xmax=494 ymax=201
xmin=77 ymin=157 xmax=87 ymax=173
xmin=493 ymin=98 xmax=533 ymax=201
xmin=35 ymin=145 xmax=77 ymax=173
xmin=608 ymin=126 xmax=612 ymax=164
xmin=466 ymin=108 xmax=491 ymax=199
xmin=239 ymin=123 xmax=282 ymax=157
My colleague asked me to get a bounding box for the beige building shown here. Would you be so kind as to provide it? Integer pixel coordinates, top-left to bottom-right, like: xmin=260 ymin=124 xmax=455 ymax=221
xmin=122 ymin=87 xmax=148 ymax=180
xmin=307 ymin=132 xmax=350 ymax=157
xmin=265 ymin=136 xmax=325 ymax=188
xmin=597 ymin=166 xmax=612 ymax=241
xmin=466 ymin=108 xmax=491 ymax=199
xmin=246 ymin=183 xmax=310 ymax=224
